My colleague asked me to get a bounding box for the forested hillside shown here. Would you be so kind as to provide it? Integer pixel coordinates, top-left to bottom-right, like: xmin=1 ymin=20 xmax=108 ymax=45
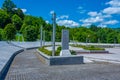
xmin=0 ymin=0 xmax=120 ymax=43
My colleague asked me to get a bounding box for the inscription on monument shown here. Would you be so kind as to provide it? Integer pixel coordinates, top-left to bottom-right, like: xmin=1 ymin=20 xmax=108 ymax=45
xmin=62 ymin=30 xmax=69 ymax=50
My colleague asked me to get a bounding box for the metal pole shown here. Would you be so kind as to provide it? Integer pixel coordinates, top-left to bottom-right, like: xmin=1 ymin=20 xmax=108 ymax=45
xmin=114 ymin=37 xmax=116 ymax=47
xmin=52 ymin=12 xmax=56 ymax=56
xmin=40 ymin=25 xmax=43 ymax=47
xmin=43 ymin=31 xmax=45 ymax=46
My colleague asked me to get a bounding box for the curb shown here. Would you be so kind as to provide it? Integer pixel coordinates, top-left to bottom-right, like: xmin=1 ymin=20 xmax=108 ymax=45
xmin=0 ymin=49 xmax=24 ymax=80
xmin=0 ymin=47 xmax=39 ymax=80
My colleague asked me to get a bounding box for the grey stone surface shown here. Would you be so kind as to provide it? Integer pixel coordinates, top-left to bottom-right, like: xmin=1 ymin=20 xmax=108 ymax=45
xmin=60 ymin=30 xmax=71 ymax=56
xmin=1 ymin=41 xmax=120 ymax=80
xmin=0 ymin=42 xmax=22 ymax=72
xmin=80 ymin=48 xmax=120 ymax=63
xmin=37 ymin=50 xmax=83 ymax=65
xmin=5 ymin=49 xmax=120 ymax=80
xmin=50 ymin=56 xmax=83 ymax=65
xmin=62 ymin=30 xmax=69 ymax=50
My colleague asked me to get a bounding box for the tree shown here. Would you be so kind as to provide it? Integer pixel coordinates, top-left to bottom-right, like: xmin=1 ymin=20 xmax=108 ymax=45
xmin=14 ymin=8 xmax=24 ymax=20
xmin=21 ymin=15 xmax=47 ymax=37
xmin=107 ymin=31 xmax=118 ymax=43
xmin=23 ymin=25 xmax=38 ymax=41
xmin=0 ymin=29 xmax=3 ymax=41
xmin=89 ymin=24 xmax=99 ymax=32
xmin=2 ymin=0 xmax=16 ymax=13
xmin=3 ymin=23 xmax=16 ymax=40
xmin=117 ymin=34 xmax=120 ymax=43
xmin=20 ymin=23 xmax=27 ymax=33
xmin=0 ymin=9 xmax=10 ymax=28
xmin=12 ymin=14 xmax=22 ymax=30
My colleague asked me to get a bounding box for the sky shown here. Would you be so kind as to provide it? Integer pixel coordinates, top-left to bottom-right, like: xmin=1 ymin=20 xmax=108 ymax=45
xmin=0 ymin=0 xmax=120 ymax=28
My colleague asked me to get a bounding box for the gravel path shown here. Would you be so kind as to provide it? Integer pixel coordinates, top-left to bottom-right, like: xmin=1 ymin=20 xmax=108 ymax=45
xmin=5 ymin=49 xmax=120 ymax=80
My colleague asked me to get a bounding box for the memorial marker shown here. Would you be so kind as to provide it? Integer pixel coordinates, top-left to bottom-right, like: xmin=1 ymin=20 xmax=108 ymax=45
xmin=60 ymin=30 xmax=71 ymax=56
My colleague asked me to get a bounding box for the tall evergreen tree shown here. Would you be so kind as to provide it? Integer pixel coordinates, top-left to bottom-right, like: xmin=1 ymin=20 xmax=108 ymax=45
xmin=2 ymin=0 xmax=16 ymax=12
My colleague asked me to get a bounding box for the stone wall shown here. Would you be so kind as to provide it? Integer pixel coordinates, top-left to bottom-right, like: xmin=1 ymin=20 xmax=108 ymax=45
xmin=37 ymin=50 xmax=84 ymax=65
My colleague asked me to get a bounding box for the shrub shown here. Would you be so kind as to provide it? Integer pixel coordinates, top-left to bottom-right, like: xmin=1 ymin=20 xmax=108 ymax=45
xmin=3 ymin=23 xmax=16 ymax=41
xmin=71 ymin=44 xmax=105 ymax=50
xmin=39 ymin=47 xmax=52 ymax=56
xmin=55 ymin=46 xmax=61 ymax=56
xmin=0 ymin=29 xmax=3 ymax=40
xmin=83 ymin=45 xmax=105 ymax=50
xmin=70 ymin=50 xmax=76 ymax=55
xmin=23 ymin=25 xmax=38 ymax=41
xmin=39 ymin=46 xmax=77 ymax=56
xmin=12 ymin=14 xmax=22 ymax=30
xmin=39 ymin=46 xmax=61 ymax=56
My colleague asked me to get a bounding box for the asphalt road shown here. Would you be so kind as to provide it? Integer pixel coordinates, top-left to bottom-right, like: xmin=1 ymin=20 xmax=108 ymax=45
xmin=5 ymin=49 xmax=120 ymax=80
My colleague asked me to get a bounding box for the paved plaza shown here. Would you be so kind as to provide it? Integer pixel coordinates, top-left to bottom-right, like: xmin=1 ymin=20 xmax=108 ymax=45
xmin=5 ymin=49 xmax=120 ymax=80
xmin=1 ymin=42 xmax=120 ymax=80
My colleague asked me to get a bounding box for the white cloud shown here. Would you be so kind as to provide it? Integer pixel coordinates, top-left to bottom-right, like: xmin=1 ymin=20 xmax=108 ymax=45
xmin=79 ymin=0 xmax=120 ymax=27
xmin=103 ymin=0 xmax=120 ymax=14
xmin=88 ymin=11 xmax=111 ymax=18
xmin=56 ymin=15 xmax=69 ymax=21
xmin=56 ymin=15 xmax=79 ymax=27
xmin=21 ymin=9 xmax=27 ymax=13
xmin=88 ymin=12 xmax=98 ymax=16
xmin=50 ymin=10 xmax=55 ymax=14
xmin=106 ymin=0 xmax=120 ymax=7
xmin=98 ymin=24 xmax=107 ymax=27
xmin=102 ymin=14 xmax=112 ymax=18
xmin=103 ymin=7 xmax=120 ymax=14
xmin=57 ymin=20 xmax=79 ymax=27
xmin=13 ymin=8 xmax=27 ymax=13
xmin=103 ymin=20 xmax=119 ymax=25
xmin=78 ymin=6 xmax=86 ymax=14
xmin=80 ymin=12 xmax=112 ymax=27
xmin=80 ymin=16 xmax=103 ymax=23
xmin=81 ymin=23 xmax=91 ymax=27
xmin=45 ymin=20 xmax=49 ymax=24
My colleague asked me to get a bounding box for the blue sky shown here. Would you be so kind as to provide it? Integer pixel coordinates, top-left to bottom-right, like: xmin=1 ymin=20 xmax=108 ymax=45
xmin=0 ymin=0 xmax=120 ymax=28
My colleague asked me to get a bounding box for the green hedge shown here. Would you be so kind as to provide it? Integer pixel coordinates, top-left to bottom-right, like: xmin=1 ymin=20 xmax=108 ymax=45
xmin=71 ymin=45 xmax=105 ymax=50
xmin=38 ymin=46 xmax=76 ymax=56
xmin=39 ymin=47 xmax=52 ymax=56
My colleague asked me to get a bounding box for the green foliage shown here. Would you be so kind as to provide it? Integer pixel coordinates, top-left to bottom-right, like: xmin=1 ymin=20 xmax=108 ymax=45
xmin=89 ymin=24 xmax=100 ymax=32
xmin=2 ymin=0 xmax=17 ymax=17
xmin=118 ymin=34 xmax=120 ymax=43
xmin=39 ymin=47 xmax=52 ymax=56
xmin=55 ymin=46 xmax=61 ymax=56
xmin=23 ymin=15 xmax=44 ymax=27
xmin=3 ymin=23 xmax=16 ymax=40
xmin=39 ymin=46 xmax=61 ymax=56
xmin=2 ymin=0 xmax=16 ymax=13
xmin=14 ymin=8 xmax=24 ymax=20
xmin=71 ymin=45 xmax=105 ymax=50
xmin=12 ymin=14 xmax=22 ymax=30
xmin=39 ymin=46 xmax=76 ymax=56
xmin=0 ymin=0 xmax=120 ymax=43
xmin=23 ymin=25 xmax=38 ymax=41
xmin=15 ymin=34 xmax=24 ymax=41
xmin=20 ymin=23 xmax=27 ymax=33
xmin=0 ymin=29 xmax=3 ymax=40
xmin=71 ymin=50 xmax=76 ymax=55
xmin=0 ymin=9 xmax=10 ymax=28
xmin=83 ymin=45 xmax=105 ymax=50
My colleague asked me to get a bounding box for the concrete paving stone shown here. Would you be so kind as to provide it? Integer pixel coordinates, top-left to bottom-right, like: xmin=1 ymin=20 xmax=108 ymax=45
xmin=5 ymin=49 xmax=120 ymax=80
xmin=0 ymin=42 xmax=22 ymax=72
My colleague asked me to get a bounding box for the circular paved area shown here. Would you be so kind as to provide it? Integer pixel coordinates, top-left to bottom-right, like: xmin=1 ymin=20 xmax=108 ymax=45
xmin=5 ymin=49 xmax=120 ymax=80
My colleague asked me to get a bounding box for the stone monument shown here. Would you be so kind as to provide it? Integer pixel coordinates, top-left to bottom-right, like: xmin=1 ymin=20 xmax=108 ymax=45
xmin=60 ymin=30 xmax=71 ymax=56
